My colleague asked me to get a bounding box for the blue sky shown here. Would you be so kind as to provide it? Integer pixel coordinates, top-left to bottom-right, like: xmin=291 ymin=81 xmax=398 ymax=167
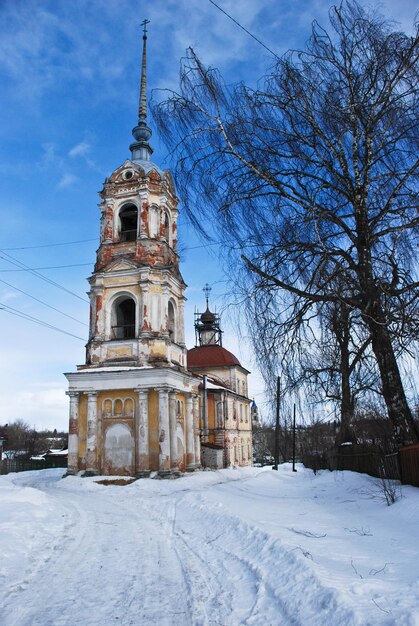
xmin=0 ymin=0 xmax=416 ymax=430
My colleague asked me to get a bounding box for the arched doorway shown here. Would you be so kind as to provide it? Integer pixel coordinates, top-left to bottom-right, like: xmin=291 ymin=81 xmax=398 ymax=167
xmin=103 ymin=423 xmax=134 ymax=475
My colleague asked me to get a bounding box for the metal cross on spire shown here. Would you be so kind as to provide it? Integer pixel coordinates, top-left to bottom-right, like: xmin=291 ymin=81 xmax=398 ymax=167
xmin=130 ymin=18 xmax=153 ymax=161
xmin=139 ymin=19 xmax=150 ymax=121
xmin=141 ymin=18 xmax=150 ymax=36
xmin=203 ymin=283 xmax=212 ymax=309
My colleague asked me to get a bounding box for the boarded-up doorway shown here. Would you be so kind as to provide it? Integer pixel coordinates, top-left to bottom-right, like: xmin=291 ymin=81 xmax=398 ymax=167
xmin=104 ymin=423 xmax=134 ymax=475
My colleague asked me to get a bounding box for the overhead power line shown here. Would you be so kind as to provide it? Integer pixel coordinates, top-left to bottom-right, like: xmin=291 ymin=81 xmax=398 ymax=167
xmin=0 ymin=250 xmax=90 ymax=304
xmin=0 ymin=263 xmax=92 ymax=273
xmin=0 ymin=303 xmax=86 ymax=341
xmin=207 ymin=0 xmax=280 ymax=59
xmin=0 ymin=278 xmax=88 ymax=326
xmin=1 ymin=238 xmax=97 ymax=251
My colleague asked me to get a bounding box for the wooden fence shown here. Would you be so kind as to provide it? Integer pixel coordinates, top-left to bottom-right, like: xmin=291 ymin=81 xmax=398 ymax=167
xmin=399 ymin=444 xmax=419 ymax=487
xmin=0 ymin=457 xmax=67 ymax=475
xmin=302 ymin=443 xmax=419 ymax=487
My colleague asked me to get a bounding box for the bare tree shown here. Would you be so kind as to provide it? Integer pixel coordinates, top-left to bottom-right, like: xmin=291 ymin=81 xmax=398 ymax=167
xmin=154 ymin=1 xmax=419 ymax=444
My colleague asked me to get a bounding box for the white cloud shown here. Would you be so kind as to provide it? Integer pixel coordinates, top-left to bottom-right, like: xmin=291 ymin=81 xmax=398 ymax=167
xmin=0 ymin=290 xmax=20 ymax=304
xmin=69 ymin=141 xmax=90 ymax=158
xmin=57 ymin=173 xmax=78 ymax=189
xmin=13 ymin=386 xmax=68 ymax=431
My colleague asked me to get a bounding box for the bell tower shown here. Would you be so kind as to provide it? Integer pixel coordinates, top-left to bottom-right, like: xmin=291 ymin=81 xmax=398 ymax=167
xmin=86 ymin=20 xmax=186 ymax=370
xmin=65 ymin=23 xmax=201 ymax=478
xmin=194 ymin=283 xmax=222 ymax=347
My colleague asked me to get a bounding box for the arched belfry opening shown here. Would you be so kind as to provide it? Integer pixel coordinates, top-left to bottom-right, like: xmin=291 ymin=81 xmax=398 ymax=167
xmin=119 ymin=204 xmax=138 ymax=242
xmin=168 ymin=300 xmax=176 ymax=341
xmin=162 ymin=211 xmax=170 ymax=242
xmin=112 ymin=296 xmax=136 ymax=339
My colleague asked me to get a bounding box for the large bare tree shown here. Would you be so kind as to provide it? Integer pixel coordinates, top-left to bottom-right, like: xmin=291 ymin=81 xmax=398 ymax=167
xmin=154 ymin=1 xmax=419 ymax=444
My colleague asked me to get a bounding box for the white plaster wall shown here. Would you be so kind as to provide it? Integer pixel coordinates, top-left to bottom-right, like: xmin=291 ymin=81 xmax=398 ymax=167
xmin=104 ymin=423 xmax=134 ymax=473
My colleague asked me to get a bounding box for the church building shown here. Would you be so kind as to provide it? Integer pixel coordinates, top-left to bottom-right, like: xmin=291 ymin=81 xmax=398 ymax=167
xmin=65 ymin=24 xmax=253 ymax=476
xmin=188 ymin=288 xmax=253 ymax=468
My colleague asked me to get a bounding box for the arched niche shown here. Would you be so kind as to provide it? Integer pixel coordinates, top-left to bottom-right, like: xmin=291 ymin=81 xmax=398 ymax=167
xmin=103 ymin=423 xmax=134 ymax=475
xmin=168 ymin=300 xmax=176 ymax=342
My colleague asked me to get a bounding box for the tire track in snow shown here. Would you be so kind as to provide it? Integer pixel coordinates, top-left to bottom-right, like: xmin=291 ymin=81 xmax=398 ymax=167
xmin=2 ymin=475 xmax=158 ymax=626
xmin=1 ymin=469 xmax=350 ymax=626
xmin=166 ymin=498 xmax=231 ymax=626
xmin=171 ymin=493 xmax=295 ymax=626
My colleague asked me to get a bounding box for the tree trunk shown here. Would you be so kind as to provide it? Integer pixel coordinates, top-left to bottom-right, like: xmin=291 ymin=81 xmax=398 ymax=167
xmin=334 ymin=304 xmax=356 ymax=445
xmin=364 ymin=301 xmax=419 ymax=446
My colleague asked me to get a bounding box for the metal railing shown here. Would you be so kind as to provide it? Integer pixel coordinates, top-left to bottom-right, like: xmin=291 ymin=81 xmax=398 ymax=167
xmin=120 ymin=229 xmax=137 ymax=242
xmin=111 ymin=324 xmax=135 ymax=339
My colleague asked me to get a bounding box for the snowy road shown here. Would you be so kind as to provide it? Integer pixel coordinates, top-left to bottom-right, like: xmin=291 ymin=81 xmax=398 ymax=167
xmin=1 ymin=466 xmax=418 ymax=626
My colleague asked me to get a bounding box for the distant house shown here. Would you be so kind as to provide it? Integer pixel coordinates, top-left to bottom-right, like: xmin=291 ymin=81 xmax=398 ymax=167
xmin=30 ymin=449 xmax=68 ymax=467
xmin=0 ymin=432 xmax=7 ymax=461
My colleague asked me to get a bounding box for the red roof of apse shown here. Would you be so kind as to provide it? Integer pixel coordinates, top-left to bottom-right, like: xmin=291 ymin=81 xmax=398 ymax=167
xmin=187 ymin=345 xmax=241 ymax=368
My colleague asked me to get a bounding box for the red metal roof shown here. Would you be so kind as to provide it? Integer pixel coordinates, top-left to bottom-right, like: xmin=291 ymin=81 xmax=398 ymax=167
xmin=187 ymin=345 xmax=241 ymax=368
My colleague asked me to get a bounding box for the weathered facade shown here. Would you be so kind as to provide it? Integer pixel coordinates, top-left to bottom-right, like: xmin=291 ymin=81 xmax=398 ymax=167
xmin=188 ymin=304 xmax=253 ymax=468
xmin=65 ymin=26 xmax=253 ymax=476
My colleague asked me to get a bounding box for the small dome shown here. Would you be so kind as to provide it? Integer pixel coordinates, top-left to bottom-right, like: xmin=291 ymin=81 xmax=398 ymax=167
xmin=132 ymin=120 xmax=152 ymax=143
xmin=200 ymin=307 xmax=216 ymax=324
xmin=187 ymin=345 xmax=241 ymax=368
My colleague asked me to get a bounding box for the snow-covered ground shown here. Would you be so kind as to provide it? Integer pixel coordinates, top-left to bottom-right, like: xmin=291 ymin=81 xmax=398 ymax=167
xmin=0 ymin=465 xmax=418 ymax=626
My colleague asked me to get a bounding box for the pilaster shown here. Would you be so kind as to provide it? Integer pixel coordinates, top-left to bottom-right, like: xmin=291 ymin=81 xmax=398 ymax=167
xmin=66 ymin=391 xmax=80 ymax=474
xmin=193 ymin=394 xmax=201 ymax=468
xmin=186 ymin=394 xmax=195 ymax=471
xmin=169 ymin=391 xmax=178 ymax=471
xmin=86 ymin=391 xmax=98 ymax=474
xmin=158 ymin=388 xmax=171 ymax=475
xmin=137 ymin=389 xmax=150 ymax=477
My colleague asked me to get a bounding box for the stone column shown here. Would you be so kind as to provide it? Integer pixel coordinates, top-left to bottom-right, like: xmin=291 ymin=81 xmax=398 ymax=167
xmin=137 ymin=390 xmax=150 ymax=477
xmin=169 ymin=391 xmax=178 ymax=472
xmin=158 ymin=388 xmax=171 ymax=475
xmin=178 ymin=298 xmax=185 ymax=345
xmin=66 ymin=391 xmax=80 ymax=474
xmin=86 ymin=391 xmax=98 ymax=475
xmin=193 ymin=394 xmax=201 ymax=468
xmin=186 ymin=394 xmax=195 ymax=471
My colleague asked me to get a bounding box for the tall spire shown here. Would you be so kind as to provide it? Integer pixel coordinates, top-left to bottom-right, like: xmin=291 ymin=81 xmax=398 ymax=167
xmin=130 ymin=19 xmax=153 ymax=162
xmin=138 ymin=19 xmax=149 ymax=120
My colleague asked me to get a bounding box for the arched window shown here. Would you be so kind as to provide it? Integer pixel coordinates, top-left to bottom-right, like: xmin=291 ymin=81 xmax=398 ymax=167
xmin=124 ymin=398 xmax=134 ymax=416
xmin=162 ymin=211 xmax=170 ymax=242
xmin=119 ymin=204 xmax=138 ymax=242
xmin=103 ymin=399 xmax=112 ymax=417
xmin=168 ymin=301 xmax=176 ymax=341
xmin=112 ymin=297 xmax=136 ymax=339
xmin=114 ymin=399 xmax=123 ymax=415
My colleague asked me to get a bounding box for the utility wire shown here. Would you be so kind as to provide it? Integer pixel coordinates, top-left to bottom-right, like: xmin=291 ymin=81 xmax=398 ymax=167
xmin=0 ymin=303 xmax=86 ymax=341
xmin=0 ymin=250 xmax=90 ymax=303
xmin=0 ymin=238 xmax=215 ymax=255
xmin=0 ymin=278 xmax=88 ymax=326
xmin=0 ymin=245 xmax=219 ymax=273
xmin=207 ymin=0 xmax=280 ymax=59
xmin=0 ymin=263 xmax=92 ymax=273
xmin=1 ymin=238 xmax=97 ymax=251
